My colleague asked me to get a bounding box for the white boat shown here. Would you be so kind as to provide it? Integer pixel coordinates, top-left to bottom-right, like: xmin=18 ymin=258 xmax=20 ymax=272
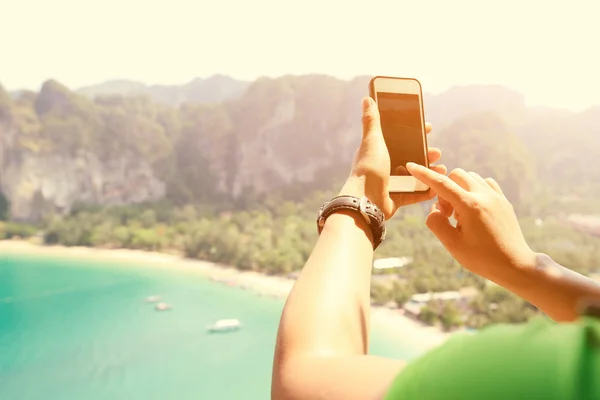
xmin=207 ymin=319 xmax=242 ymax=333
xmin=155 ymin=302 xmax=172 ymax=311
xmin=146 ymin=295 xmax=160 ymax=303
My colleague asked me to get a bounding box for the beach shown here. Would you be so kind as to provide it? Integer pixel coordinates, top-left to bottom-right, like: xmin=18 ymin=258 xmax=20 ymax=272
xmin=0 ymin=239 xmax=450 ymax=349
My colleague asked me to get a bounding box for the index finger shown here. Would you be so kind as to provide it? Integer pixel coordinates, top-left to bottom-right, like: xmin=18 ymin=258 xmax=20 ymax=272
xmin=406 ymin=162 xmax=467 ymax=206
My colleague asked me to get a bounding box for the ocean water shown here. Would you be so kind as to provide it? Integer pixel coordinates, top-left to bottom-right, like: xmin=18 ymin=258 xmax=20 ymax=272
xmin=0 ymin=253 xmax=425 ymax=400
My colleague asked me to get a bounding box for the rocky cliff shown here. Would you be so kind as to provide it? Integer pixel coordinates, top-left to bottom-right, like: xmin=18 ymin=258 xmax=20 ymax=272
xmin=76 ymin=75 xmax=249 ymax=106
xmin=0 ymin=82 xmax=167 ymax=221
xmin=2 ymin=151 xmax=165 ymax=221
xmin=1 ymin=74 xmax=598 ymax=221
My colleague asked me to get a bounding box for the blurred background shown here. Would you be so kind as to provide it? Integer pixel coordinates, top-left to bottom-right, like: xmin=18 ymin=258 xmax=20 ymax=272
xmin=1 ymin=0 xmax=600 ymax=399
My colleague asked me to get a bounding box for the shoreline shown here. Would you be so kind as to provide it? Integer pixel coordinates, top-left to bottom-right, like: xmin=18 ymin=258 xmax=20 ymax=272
xmin=0 ymin=240 xmax=451 ymax=350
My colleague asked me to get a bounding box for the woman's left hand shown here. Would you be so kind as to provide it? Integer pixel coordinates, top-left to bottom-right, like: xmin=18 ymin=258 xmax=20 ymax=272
xmin=339 ymin=96 xmax=447 ymax=220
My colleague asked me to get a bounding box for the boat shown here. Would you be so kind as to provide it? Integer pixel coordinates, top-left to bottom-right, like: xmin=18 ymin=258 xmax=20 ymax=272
xmin=155 ymin=302 xmax=172 ymax=311
xmin=146 ymin=295 xmax=160 ymax=303
xmin=207 ymin=319 xmax=242 ymax=333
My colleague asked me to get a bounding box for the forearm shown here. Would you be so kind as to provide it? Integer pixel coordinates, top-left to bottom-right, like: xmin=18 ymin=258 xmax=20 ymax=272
xmin=274 ymin=211 xmax=374 ymax=361
xmin=499 ymin=253 xmax=600 ymax=322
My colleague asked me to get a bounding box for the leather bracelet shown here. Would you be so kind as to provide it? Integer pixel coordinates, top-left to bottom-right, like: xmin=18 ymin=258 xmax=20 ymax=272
xmin=316 ymin=195 xmax=386 ymax=250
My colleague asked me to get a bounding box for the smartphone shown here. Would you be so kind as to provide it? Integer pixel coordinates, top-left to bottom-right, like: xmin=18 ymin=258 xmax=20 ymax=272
xmin=369 ymin=76 xmax=430 ymax=194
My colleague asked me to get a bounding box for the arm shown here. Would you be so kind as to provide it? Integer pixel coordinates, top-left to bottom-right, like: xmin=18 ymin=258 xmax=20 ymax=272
xmin=271 ymin=97 xmax=445 ymax=400
xmin=500 ymin=252 xmax=600 ymax=322
xmin=406 ymin=163 xmax=600 ymax=323
xmin=271 ymin=209 xmax=404 ymax=400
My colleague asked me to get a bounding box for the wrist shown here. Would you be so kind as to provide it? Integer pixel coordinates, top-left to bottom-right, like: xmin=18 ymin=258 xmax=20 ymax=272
xmin=339 ymin=178 xmax=366 ymax=198
xmin=498 ymin=252 xmax=594 ymax=322
xmin=317 ymin=194 xmax=386 ymax=249
xmin=525 ymin=252 xmax=563 ymax=283
xmin=323 ymin=210 xmax=374 ymax=245
xmin=339 ymin=178 xmax=386 ymax=215
xmin=489 ymin=250 xmax=545 ymax=294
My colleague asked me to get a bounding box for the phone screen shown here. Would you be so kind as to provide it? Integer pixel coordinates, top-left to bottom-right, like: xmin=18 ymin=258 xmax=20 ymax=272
xmin=376 ymin=92 xmax=427 ymax=175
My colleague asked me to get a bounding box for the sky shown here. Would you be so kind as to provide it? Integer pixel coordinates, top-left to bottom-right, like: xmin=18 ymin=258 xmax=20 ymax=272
xmin=1 ymin=0 xmax=599 ymax=111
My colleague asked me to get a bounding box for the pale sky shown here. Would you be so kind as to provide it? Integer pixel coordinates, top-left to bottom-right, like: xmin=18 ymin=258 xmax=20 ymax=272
xmin=1 ymin=0 xmax=599 ymax=111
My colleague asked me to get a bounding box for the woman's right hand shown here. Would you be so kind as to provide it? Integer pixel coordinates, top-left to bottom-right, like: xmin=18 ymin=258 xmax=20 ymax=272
xmin=406 ymin=163 xmax=537 ymax=284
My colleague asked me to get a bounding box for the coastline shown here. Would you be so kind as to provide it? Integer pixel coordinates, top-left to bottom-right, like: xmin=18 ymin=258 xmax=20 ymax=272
xmin=0 ymin=240 xmax=451 ymax=350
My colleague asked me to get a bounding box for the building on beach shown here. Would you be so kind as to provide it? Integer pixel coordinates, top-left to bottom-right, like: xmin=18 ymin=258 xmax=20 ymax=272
xmin=402 ymin=287 xmax=479 ymax=319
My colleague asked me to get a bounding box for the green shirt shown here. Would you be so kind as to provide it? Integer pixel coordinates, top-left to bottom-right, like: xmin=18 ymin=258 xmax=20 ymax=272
xmin=385 ymin=316 xmax=600 ymax=400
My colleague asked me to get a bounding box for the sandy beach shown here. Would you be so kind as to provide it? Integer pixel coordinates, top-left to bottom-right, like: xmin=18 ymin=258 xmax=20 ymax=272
xmin=0 ymin=239 xmax=451 ymax=350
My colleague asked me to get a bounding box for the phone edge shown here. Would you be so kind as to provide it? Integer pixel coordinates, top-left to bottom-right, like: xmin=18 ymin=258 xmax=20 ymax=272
xmin=368 ymin=76 xmax=431 ymax=195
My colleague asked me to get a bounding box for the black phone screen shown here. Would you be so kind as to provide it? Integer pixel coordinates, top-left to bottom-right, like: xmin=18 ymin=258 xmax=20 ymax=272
xmin=376 ymin=92 xmax=427 ymax=176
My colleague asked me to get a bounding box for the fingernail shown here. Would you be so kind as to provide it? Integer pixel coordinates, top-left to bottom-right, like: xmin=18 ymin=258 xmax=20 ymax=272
xmin=362 ymin=97 xmax=374 ymax=112
xmin=406 ymin=162 xmax=421 ymax=170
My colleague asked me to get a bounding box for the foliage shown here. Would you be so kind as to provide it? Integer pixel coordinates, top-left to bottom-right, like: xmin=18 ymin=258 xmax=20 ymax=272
xmin=23 ymin=193 xmax=600 ymax=330
xmin=0 ymin=193 xmax=9 ymax=221
xmin=419 ymin=305 xmax=438 ymax=325
xmin=0 ymin=221 xmax=37 ymax=240
xmin=3 ymin=76 xmax=600 ymax=217
xmin=439 ymin=301 xmax=463 ymax=331
xmin=2 ymin=76 xmax=600 ymax=331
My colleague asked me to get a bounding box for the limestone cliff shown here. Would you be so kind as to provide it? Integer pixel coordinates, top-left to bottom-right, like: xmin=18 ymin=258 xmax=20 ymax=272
xmin=229 ymin=76 xmax=364 ymax=196
xmin=2 ymin=151 xmax=165 ymax=221
xmin=0 ymin=82 xmax=166 ymax=221
xmin=2 ymin=74 xmax=585 ymax=221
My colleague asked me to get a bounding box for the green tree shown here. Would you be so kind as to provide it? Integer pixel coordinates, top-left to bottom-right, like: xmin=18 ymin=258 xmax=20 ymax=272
xmin=140 ymin=209 xmax=157 ymax=228
xmin=130 ymin=228 xmax=162 ymax=251
xmin=419 ymin=305 xmax=438 ymax=325
xmin=392 ymin=282 xmax=414 ymax=306
xmin=439 ymin=301 xmax=463 ymax=331
xmin=371 ymin=282 xmax=392 ymax=305
xmin=0 ymin=193 xmax=9 ymax=221
xmin=0 ymin=222 xmax=37 ymax=239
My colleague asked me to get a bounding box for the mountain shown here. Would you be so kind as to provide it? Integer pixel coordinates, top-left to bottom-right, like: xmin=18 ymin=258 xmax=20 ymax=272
xmin=0 ymin=74 xmax=598 ymax=221
xmin=75 ymin=75 xmax=249 ymax=106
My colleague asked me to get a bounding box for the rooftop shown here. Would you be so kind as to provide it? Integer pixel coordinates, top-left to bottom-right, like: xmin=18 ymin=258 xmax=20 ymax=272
xmin=373 ymin=257 xmax=413 ymax=270
xmin=410 ymin=287 xmax=479 ymax=303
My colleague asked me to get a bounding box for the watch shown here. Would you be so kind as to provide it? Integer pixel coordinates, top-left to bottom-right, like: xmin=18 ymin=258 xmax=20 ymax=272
xmin=316 ymin=195 xmax=386 ymax=250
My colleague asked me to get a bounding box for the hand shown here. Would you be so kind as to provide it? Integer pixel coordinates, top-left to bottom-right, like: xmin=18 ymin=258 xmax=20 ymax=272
xmin=405 ymin=163 xmax=537 ymax=282
xmin=339 ymin=97 xmax=447 ymax=220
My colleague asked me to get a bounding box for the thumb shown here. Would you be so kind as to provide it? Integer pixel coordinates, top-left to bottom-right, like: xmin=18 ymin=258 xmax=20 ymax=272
xmin=426 ymin=203 xmax=458 ymax=249
xmin=361 ymin=96 xmax=381 ymax=139
xmin=394 ymin=165 xmax=409 ymax=176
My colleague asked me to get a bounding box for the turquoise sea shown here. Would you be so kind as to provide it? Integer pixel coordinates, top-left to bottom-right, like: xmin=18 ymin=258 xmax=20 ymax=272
xmin=0 ymin=252 xmax=426 ymax=400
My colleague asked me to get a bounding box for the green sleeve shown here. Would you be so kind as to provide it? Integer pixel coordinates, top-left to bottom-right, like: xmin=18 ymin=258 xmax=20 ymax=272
xmin=384 ymin=317 xmax=600 ymax=400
